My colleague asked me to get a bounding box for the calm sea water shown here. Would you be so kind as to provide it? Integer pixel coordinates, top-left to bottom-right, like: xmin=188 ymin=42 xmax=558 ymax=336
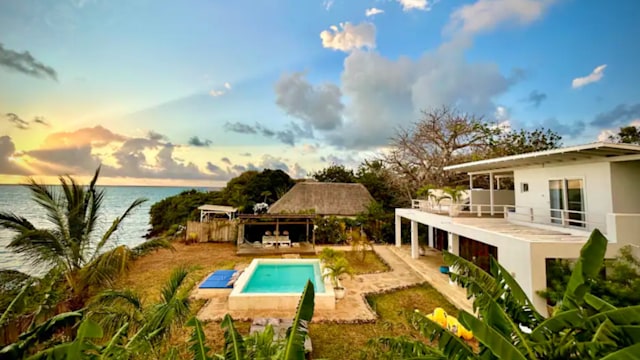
xmin=0 ymin=185 xmax=207 ymax=275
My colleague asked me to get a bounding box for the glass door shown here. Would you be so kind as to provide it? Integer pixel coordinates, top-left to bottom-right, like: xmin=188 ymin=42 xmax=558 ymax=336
xmin=548 ymin=179 xmax=585 ymax=227
xmin=549 ymin=180 xmax=564 ymax=224
xmin=566 ymin=179 xmax=585 ymax=227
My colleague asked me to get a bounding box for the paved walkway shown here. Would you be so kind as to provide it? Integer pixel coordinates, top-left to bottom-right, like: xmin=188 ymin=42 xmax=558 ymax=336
xmin=196 ymin=245 xmax=473 ymax=322
xmin=387 ymin=245 xmax=474 ymax=314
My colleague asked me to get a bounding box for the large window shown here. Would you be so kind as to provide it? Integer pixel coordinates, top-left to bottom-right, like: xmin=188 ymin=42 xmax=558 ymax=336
xmin=549 ymin=179 xmax=585 ymax=227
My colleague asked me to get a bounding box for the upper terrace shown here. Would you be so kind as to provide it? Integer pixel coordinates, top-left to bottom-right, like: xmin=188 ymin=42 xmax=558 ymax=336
xmin=409 ymin=142 xmax=640 ymax=245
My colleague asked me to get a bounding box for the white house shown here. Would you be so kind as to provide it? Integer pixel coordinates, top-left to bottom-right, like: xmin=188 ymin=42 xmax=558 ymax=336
xmin=395 ymin=142 xmax=640 ymax=313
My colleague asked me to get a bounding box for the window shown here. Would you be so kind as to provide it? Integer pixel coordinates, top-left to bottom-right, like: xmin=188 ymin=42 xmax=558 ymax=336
xmin=520 ymin=182 xmax=529 ymax=193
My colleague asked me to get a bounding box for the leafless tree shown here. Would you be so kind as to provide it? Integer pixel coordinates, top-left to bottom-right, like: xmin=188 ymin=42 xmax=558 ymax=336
xmin=383 ymin=106 xmax=490 ymax=196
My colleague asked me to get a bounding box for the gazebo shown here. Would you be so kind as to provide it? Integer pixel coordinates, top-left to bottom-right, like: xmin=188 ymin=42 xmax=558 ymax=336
xmin=198 ymin=205 xmax=238 ymax=222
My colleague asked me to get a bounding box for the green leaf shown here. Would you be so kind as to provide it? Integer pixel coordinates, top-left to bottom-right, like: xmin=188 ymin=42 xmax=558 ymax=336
xmin=458 ymin=311 xmax=528 ymax=360
xmin=187 ymin=317 xmax=212 ymax=360
xmin=221 ymin=314 xmax=245 ymax=360
xmin=409 ymin=311 xmax=477 ymax=360
xmin=561 ymin=229 xmax=608 ymax=311
xmin=600 ymin=342 xmax=640 ymax=360
xmin=282 ymin=279 xmax=315 ymax=360
xmin=584 ymin=294 xmax=617 ymax=313
xmin=530 ymin=309 xmax=586 ymax=342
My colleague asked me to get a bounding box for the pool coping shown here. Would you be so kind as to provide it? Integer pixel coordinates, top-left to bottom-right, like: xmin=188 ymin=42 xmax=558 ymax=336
xmin=228 ymin=258 xmax=336 ymax=311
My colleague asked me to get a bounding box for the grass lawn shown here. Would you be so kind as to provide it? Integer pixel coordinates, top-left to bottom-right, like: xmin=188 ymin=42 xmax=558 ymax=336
xmin=116 ymin=242 xmax=459 ymax=359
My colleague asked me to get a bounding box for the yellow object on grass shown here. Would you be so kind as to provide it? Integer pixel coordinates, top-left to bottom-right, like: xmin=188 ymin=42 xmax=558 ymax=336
xmin=425 ymin=307 xmax=473 ymax=341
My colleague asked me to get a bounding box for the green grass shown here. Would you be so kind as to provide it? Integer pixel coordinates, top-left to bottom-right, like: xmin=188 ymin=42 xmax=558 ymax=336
xmin=311 ymin=283 xmax=460 ymax=360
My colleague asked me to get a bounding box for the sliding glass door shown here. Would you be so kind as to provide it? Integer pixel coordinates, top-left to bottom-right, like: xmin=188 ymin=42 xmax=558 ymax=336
xmin=548 ymin=179 xmax=585 ymax=227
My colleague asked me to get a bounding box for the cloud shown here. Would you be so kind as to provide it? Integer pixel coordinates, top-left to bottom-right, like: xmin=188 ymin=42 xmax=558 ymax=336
xmin=397 ymin=0 xmax=430 ymax=11
xmin=332 ymin=40 xmax=514 ymax=148
xmin=320 ymin=22 xmax=376 ymax=52
xmin=147 ymin=130 xmax=168 ymax=141
xmin=224 ymin=82 xmax=231 ymax=90
xmin=597 ymin=119 xmax=640 ymax=142
xmin=209 ymin=90 xmax=225 ymax=97
xmin=323 ymin=0 xmax=334 ymax=11
xmin=6 ymin=113 xmax=30 ymax=130
xmin=221 ymin=157 xmax=231 ymax=165
xmin=0 ymin=43 xmax=58 ymax=81
xmin=2 ymin=126 xmax=212 ymax=180
xmin=275 ymin=72 xmax=344 ymax=131
xmin=591 ymin=103 xmax=640 ymax=127
xmin=188 ymin=136 xmax=212 ymax=147
xmin=32 ymin=116 xmax=50 ymax=127
xmin=239 ymin=152 xmax=251 ymax=157
xmin=541 ymin=117 xmax=585 ymax=137
xmin=525 ymin=90 xmax=547 ymax=107
xmin=224 ymin=122 xmax=257 ymax=134
xmin=447 ymin=0 xmax=554 ymax=36
xmin=365 ymin=8 xmax=384 ymax=16
xmin=572 ymin=64 xmax=607 ymax=89
xmin=0 ymin=136 xmax=29 ymax=175
xmin=205 ymin=155 xmax=307 ymax=181
xmin=42 ymin=126 xmax=127 ymax=148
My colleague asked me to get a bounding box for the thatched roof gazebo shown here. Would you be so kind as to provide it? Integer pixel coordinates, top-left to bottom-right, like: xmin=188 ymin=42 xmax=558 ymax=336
xmin=268 ymin=182 xmax=374 ymax=217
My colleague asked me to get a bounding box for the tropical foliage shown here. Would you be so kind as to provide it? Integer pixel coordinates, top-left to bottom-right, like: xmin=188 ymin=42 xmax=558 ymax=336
xmin=0 ymin=267 xmax=193 ymax=359
xmin=540 ymin=245 xmax=640 ymax=307
xmin=0 ymin=167 xmax=172 ymax=310
xmin=186 ymin=280 xmax=316 ymax=360
xmin=369 ymin=229 xmax=640 ymax=359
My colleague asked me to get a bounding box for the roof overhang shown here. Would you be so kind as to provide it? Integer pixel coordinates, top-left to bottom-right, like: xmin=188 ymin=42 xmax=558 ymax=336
xmin=198 ymin=205 xmax=237 ymax=213
xmin=444 ymin=142 xmax=640 ymax=173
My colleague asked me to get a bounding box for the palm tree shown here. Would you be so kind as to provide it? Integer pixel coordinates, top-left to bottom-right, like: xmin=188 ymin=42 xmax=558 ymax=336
xmin=368 ymin=229 xmax=640 ymax=359
xmin=0 ymin=267 xmax=193 ymax=359
xmin=0 ymin=167 xmax=172 ymax=308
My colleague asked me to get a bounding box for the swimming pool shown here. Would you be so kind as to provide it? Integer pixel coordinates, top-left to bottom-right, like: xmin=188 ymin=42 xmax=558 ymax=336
xmin=229 ymin=259 xmax=335 ymax=310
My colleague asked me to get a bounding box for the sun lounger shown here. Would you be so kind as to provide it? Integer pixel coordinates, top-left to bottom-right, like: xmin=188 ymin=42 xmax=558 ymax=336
xmin=199 ymin=270 xmax=237 ymax=289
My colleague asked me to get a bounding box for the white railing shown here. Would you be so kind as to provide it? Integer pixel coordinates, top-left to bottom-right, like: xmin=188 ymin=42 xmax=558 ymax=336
xmin=411 ymin=199 xmax=606 ymax=232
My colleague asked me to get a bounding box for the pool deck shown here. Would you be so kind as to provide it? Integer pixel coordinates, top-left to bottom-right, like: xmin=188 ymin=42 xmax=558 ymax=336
xmin=196 ymin=245 xmax=473 ymax=322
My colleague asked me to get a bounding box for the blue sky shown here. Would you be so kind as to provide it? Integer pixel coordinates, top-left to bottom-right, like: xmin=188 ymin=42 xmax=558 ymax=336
xmin=1 ymin=0 xmax=639 ymax=185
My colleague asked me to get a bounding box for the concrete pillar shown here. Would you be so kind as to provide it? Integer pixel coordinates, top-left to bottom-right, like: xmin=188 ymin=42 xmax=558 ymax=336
xmin=428 ymin=225 xmax=434 ymax=248
xmin=489 ymin=172 xmax=495 ymax=216
xmin=448 ymin=232 xmax=459 ymax=255
xmin=469 ymin=174 xmax=474 ymax=210
xmin=411 ymin=220 xmax=419 ymax=259
xmin=530 ymin=255 xmax=549 ymax=316
xmin=395 ymin=214 xmax=402 ymax=247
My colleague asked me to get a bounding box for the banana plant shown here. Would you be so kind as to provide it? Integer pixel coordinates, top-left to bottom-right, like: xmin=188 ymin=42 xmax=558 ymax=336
xmin=188 ymin=279 xmax=316 ymax=360
xmin=368 ymin=229 xmax=640 ymax=359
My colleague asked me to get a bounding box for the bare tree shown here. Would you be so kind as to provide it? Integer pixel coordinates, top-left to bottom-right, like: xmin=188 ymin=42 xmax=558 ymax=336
xmin=384 ymin=106 xmax=490 ymax=195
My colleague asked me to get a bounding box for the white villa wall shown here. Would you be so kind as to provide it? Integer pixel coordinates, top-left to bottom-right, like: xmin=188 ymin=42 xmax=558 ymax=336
xmin=470 ymin=190 xmax=515 ymax=206
xmin=610 ymin=161 xmax=640 ymax=213
xmin=513 ymin=162 xmax=613 ymax=229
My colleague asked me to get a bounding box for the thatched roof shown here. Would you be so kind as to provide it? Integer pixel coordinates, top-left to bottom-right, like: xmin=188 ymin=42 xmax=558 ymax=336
xmin=268 ymin=182 xmax=374 ymax=216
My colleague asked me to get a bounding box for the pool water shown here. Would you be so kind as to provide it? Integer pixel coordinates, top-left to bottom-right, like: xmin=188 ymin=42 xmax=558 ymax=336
xmin=242 ymin=263 xmax=325 ymax=293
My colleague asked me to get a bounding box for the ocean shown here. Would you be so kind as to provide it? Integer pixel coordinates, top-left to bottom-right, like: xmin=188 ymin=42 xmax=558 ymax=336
xmin=0 ymin=185 xmax=207 ymax=275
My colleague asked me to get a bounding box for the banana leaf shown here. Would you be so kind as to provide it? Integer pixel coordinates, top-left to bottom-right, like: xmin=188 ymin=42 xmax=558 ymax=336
xmin=221 ymin=314 xmax=245 ymax=360
xmin=187 ymin=317 xmax=212 ymax=360
xmin=282 ymin=280 xmax=315 ymax=360
xmin=561 ymin=229 xmax=607 ymax=311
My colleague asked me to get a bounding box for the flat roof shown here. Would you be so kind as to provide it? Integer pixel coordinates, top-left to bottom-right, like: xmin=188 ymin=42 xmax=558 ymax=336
xmin=444 ymin=142 xmax=640 ymax=173
xmin=198 ymin=205 xmax=237 ymax=213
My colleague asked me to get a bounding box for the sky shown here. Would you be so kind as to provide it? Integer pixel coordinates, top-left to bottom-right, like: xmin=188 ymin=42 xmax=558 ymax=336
xmin=1 ymin=0 xmax=640 ymax=186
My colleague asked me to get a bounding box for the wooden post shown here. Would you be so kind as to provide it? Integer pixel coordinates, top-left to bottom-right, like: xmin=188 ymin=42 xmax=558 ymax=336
xmin=305 ymin=219 xmax=309 ymax=243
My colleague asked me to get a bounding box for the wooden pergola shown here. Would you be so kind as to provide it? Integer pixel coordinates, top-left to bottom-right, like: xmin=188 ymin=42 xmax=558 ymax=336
xmin=198 ymin=205 xmax=238 ymax=221
xmin=237 ymin=214 xmax=316 ymax=248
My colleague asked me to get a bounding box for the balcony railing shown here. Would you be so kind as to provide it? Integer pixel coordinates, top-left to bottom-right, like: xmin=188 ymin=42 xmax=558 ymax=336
xmin=411 ymin=199 xmax=606 ymax=232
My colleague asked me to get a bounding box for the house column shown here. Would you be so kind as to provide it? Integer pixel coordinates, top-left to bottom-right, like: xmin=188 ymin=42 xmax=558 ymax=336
xmin=489 ymin=172 xmax=495 ymax=216
xmin=428 ymin=225 xmax=434 ymax=248
xmin=448 ymin=232 xmax=459 ymax=255
xmin=395 ymin=214 xmax=402 ymax=247
xmin=411 ymin=220 xmax=419 ymax=259
xmin=469 ymin=174 xmax=474 ymax=211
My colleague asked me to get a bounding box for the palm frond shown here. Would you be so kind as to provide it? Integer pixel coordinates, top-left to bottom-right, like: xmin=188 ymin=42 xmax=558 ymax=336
xmin=0 ymin=212 xmax=36 ymax=232
xmin=80 ymin=245 xmax=133 ymax=290
xmin=25 ymin=179 xmax=70 ymax=245
xmin=8 ymin=229 xmax=69 ymax=269
xmin=599 ymin=342 xmax=640 ymax=360
xmin=145 ymin=267 xmax=191 ymax=341
xmin=130 ymin=237 xmax=174 ymax=259
xmin=93 ymin=197 xmax=147 ymax=259
xmin=0 ymin=277 xmax=34 ymax=326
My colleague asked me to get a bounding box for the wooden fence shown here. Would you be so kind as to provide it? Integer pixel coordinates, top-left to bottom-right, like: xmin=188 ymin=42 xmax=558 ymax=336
xmin=186 ymin=220 xmax=238 ymax=242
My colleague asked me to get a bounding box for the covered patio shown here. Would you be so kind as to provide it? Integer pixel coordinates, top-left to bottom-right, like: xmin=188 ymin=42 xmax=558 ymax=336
xmin=236 ymin=214 xmax=316 ymax=255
